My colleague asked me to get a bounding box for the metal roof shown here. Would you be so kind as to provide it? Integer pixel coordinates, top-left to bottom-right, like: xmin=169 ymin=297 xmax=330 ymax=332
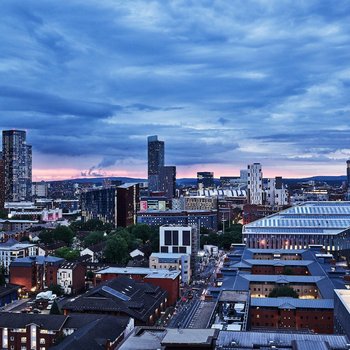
xmin=250 ymin=297 xmax=334 ymax=309
xmin=217 ymin=331 xmax=349 ymax=349
xmin=244 ymin=202 xmax=350 ymax=236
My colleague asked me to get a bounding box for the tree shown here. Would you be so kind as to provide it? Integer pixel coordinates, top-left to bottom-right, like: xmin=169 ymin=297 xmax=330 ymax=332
xmin=53 ymin=226 xmax=74 ymax=245
xmin=54 ymin=247 xmax=80 ymax=261
xmin=50 ymin=300 xmax=61 ymax=315
xmin=104 ymin=235 xmax=129 ymax=264
xmin=83 ymin=231 xmax=106 ymax=247
xmin=48 ymin=284 xmax=64 ymax=296
xmin=0 ymin=265 xmax=6 ymax=286
xmin=269 ymin=286 xmax=299 ymax=298
xmin=0 ymin=209 xmax=8 ymax=219
xmin=131 ymin=224 xmax=153 ymax=243
xmin=39 ymin=230 xmax=54 ymax=244
xmin=86 ymin=270 xmax=94 ymax=280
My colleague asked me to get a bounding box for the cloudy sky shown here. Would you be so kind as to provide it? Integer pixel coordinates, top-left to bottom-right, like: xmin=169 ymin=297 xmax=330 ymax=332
xmin=1 ymin=0 xmax=350 ymax=180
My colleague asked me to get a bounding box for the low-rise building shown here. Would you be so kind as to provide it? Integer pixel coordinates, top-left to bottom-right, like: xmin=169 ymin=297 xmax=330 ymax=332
xmin=57 ymin=262 xmax=86 ymax=295
xmin=80 ymin=241 xmax=107 ymax=263
xmin=63 ymin=276 xmax=168 ymax=326
xmin=0 ymin=238 xmax=40 ymax=274
xmin=94 ymin=267 xmax=180 ymax=306
xmin=0 ymin=284 xmax=20 ymax=307
xmin=10 ymin=255 xmax=64 ymax=292
xmin=149 ymin=252 xmax=191 ymax=284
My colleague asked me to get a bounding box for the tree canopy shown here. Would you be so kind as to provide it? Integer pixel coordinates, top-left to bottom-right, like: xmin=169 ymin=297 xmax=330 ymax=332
xmin=269 ymin=286 xmax=299 ymax=298
xmin=54 ymin=247 xmax=80 ymax=261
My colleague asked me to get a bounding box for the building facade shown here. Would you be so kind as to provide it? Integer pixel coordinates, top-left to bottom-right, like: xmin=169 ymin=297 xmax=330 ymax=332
xmin=197 ymin=172 xmax=214 ymax=190
xmin=81 ymin=184 xmax=139 ymax=228
xmin=148 ymin=135 xmax=164 ymax=192
xmin=247 ymin=163 xmax=263 ymax=205
xmin=2 ymin=130 xmax=32 ymax=202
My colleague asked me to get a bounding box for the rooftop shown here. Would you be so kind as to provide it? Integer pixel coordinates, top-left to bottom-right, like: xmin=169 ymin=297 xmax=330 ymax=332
xmin=63 ymin=276 xmax=167 ymax=322
xmin=11 ymin=255 xmax=64 ymax=267
xmin=96 ymin=267 xmax=181 ymax=280
xmin=244 ymin=201 xmax=350 ymax=236
xmin=217 ymin=330 xmax=350 ymax=349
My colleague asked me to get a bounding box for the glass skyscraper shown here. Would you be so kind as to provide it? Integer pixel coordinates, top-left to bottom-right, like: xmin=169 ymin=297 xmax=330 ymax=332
xmin=148 ymin=135 xmax=164 ymax=192
xmin=2 ymin=130 xmax=32 ymax=201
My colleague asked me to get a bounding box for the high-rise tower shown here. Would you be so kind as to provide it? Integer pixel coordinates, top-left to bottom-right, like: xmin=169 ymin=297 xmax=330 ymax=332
xmin=247 ymin=163 xmax=263 ymax=205
xmin=2 ymin=130 xmax=32 ymax=201
xmin=347 ymin=160 xmax=350 ymax=188
xmin=148 ymin=135 xmax=164 ymax=192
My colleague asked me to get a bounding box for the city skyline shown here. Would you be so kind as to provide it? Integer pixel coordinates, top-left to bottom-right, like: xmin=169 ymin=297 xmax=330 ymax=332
xmin=1 ymin=1 xmax=350 ymax=180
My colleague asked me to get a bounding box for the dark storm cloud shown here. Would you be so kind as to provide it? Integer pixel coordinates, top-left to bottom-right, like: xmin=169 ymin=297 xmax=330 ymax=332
xmin=1 ymin=0 xmax=350 ymax=176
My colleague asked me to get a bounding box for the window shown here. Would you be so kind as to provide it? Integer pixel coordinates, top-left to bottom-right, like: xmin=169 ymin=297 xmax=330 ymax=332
xmin=172 ymin=231 xmax=179 ymax=245
xmin=183 ymin=231 xmax=191 ymax=246
xmin=21 ymin=337 xmax=26 ymax=343
xmin=40 ymin=338 xmax=45 ymax=344
xmin=164 ymin=231 xmax=172 ymax=245
xmin=160 ymin=246 xmax=168 ymax=253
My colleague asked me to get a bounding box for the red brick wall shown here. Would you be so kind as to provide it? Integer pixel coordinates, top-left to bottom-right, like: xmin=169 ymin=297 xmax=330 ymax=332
xmin=250 ymin=307 xmax=333 ymax=333
xmin=10 ymin=265 xmax=35 ymax=290
xmin=144 ymin=276 xmax=179 ymax=306
xmin=72 ymin=264 xmax=86 ymax=294
xmin=251 ymin=266 xmax=309 ymax=275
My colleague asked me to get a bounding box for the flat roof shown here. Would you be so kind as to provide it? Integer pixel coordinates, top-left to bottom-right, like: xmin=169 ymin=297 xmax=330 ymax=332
xmin=96 ymin=267 xmax=181 ymax=280
xmin=244 ymin=201 xmax=350 ymax=236
xmin=161 ymin=328 xmax=217 ymax=345
xmin=335 ymin=289 xmax=350 ymax=315
xmin=251 ymin=297 xmax=334 ymax=309
xmin=150 ymin=252 xmax=189 ymax=258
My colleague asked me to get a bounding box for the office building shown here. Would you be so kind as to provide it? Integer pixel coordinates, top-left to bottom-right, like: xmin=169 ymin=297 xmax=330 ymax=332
xmin=0 ymin=156 xmax=4 ymax=209
xmin=137 ymin=209 xmax=217 ymax=231
xmin=148 ymin=135 xmax=164 ymax=192
xmin=159 ymin=165 xmax=176 ymax=199
xmin=81 ymin=183 xmax=139 ymax=227
xmin=247 ymin=163 xmax=263 ymax=205
xmin=243 ymin=201 xmax=350 ymax=251
xmin=32 ymin=181 xmax=48 ymax=198
xmin=197 ymin=172 xmax=214 ymax=189
xmin=2 ymin=130 xmax=32 ymax=202
xmin=159 ymin=225 xmax=198 ymax=273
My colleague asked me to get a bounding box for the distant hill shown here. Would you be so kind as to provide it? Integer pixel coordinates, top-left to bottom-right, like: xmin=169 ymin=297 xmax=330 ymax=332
xmin=48 ymin=175 xmax=347 ymax=186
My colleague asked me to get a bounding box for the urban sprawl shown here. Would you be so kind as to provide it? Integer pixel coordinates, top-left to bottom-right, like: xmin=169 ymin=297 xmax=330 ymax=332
xmin=1 ymin=130 xmax=350 ymax=349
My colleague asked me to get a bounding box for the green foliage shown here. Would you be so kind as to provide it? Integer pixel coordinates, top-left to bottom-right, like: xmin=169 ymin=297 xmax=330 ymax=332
xmin=269 ymin=286 xmax=299 ymax=298
xmin=39 ymin=230 xmax=55 ymax=244
xmin=130 ymin=224 xmax=153 ymax=243
xmin=52 ymin=226 xmax=74 ymax=245
xmin=54 ymin=247 xmax=80 ymax=261
xmin=86 ymin=270 xmax=94 ymax=280
xmin=48 ymin=284 xmax=64 ymax=296
xmin=0 ymin=209 xmax=8 ymax=219
xmin=0 ymin=265 xmax=6 ymax=286
xmin=283 ymin=267 xmax=294 ymax=275
xmin=50 ymin=300 xmax=61 ymax=315
xmin=70 ymin=219 xmax=113 ymax=233
xmin=200 ymin=224 xmax=243 ymax=250
xmin=83 ymin=231 xmax=106 ymax=247
xmin=104 ymin=235 xmax=129 ymax=264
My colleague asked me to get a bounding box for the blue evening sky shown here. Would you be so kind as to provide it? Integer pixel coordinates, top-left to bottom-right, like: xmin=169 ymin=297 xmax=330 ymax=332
xmin=1 ymin=0 xmax=350 ymax=180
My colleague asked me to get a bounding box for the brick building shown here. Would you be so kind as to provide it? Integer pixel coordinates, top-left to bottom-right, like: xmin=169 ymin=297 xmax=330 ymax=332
xmin=10 ymin=256 xmax=64 ymax=292
xmin=209 ymin=246 xmax=348 ymax=334
xmin=57 ymin=262 xmax=86 ymax=295
xmin=94 ymin=267 xmax=180 ymax=305
xmin=63 ymin=276 xmax=168 ymax=326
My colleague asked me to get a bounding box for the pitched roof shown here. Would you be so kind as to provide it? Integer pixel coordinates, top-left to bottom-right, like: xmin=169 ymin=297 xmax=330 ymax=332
xmin=52 ymin=315 xmax=130 ymax=350
xmin=0 ymin=312 xmax=67 ymax=330
xmin=63 ymin=276 xmax=167 ymax=322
